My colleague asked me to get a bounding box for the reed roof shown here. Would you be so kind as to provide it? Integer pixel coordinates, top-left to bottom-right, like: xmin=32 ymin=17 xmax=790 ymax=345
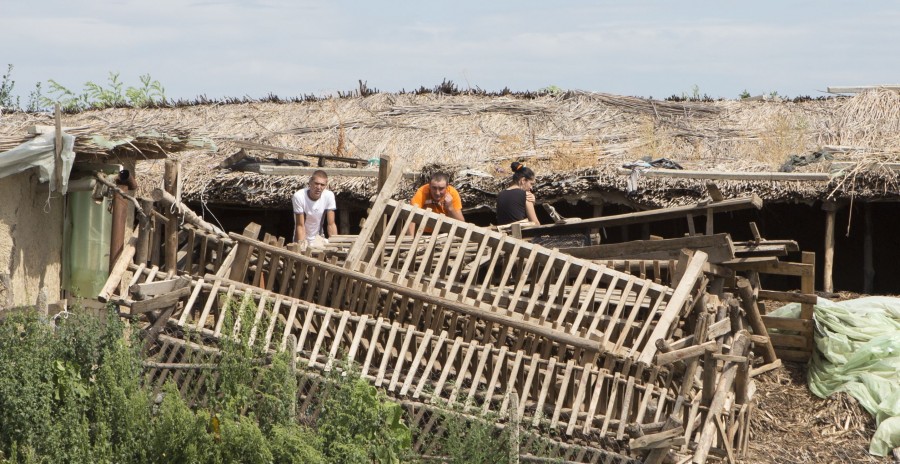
xmin=2 ymin=89 xmax=899 ymax=208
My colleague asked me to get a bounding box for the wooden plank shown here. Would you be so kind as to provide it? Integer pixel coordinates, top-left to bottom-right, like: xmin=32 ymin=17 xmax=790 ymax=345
xmin=566 ymin=365 xmax=593 ymax=435
xmin=550 ymin=360 xmax=575 ymax=428
xmin=522 ymin=195 xmax=764 ymax=236
xmin=414 ymin=332 xmax=451 ymax=398
xmin=637 ymin=251 xmax=708 ymax=365
xmin=723 ymin=258 xmax=813 ymax=277
xmin=177 ymin=278 xmax=205 ymax=326
xmin=130 ymin=286 xmax=192 ymax=314
xmin=761 ymin=316 xmax=812 ymax=332
xmin=758 ymin=290 xmax=817 ymax=304
xmin=388 ymin=324 xmax=416 ymax=390
xmin=226 ymin=234 xmax=603 ymax=353
xmin=400 ymin=329 xmax=433 ymax=396
xmin=325 ymin=311 xmax=351 ymax=371
xmin=344 ymin=162 xmax=406 ymax=266
xmin=98 ymin=227 xmax=139 ymax=302
xmin=375 ymin=322 xmax=401 ymax=386
xmin=561 ymin=233 xmax=735 ymax=263
xmin=196 ymin=278 xmax=223 ymax=331
xmin=616 ymin=166 xmax=831 ymax=181
xmin=826 ymin=85 xmax=900 ymax=94
xmin=279 ymin=300 xmax=300 ymax=351
xmin=769 ymin=333 xmax=810 ymax=349
xmin=232 ymin=140 xmax=369 ymax=166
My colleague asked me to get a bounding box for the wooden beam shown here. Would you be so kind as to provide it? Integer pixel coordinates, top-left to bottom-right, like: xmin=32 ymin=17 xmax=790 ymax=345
xmin=221 ymin=233 xmax=606 ymax=353
xmin=163 ymin=160 xmax=179 ymax=274
xmin=637 ymin=250 xmax=709 ymax=365
xmin=736 ymin=278 xmax=778 ymax=364
xmin=151 ymin=188 xmax=229 ymax=240
xmin=823 ymin=202 xmax=836 ymax=293
xmin=560 ymin=233 xmax=735 ymax=263
xmin=130 ymin=286 xmax=193 ymax=314
xmin=98 ymin=227 xmax=138 ymax=302
xmin=344 ymin=161 xmax=406 ymax=266
xmin=826 ymin=85 xmax=900 ymax=94
xmin=232 ymin=140 xmax=369 ymax=166
xmin=757 ymin=290 xmax=817 ymax=305
xmin=244 ymin=163 xmax=421 ymax=179
xmin=831 ymin=161 xmax=900 ymax=172
xmin=523 ymin=195 xmax=764 ymax=236
xmin=616 ymin=167 xmax=831 ymax=181
xmin=722 ymin=258 xmax=813 ymax=277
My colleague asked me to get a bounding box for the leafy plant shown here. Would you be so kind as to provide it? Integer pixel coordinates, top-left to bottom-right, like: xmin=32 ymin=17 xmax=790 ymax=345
xmin=318 ymin=366 xmax=412 ymax=464
xmin=42 ymin=72 xmax=166 ymax=110
xmin=0 ymin=64 xmax=19 ymax=110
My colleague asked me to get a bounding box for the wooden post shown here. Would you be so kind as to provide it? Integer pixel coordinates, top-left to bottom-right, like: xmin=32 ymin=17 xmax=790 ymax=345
xmin=589 ymin=202 xmax=604 ymax=244
xmin=800 ymin=251 xmax=815 ymax=317
xmin=339 ymin=207 xmax=351 ymax=235
xmin=823 ymin=202 xmax=837 ymax=293
xmin=863 ymin=202 xmax=874 ymax=294
xmin=163 ymin=160 xmax=180 ymax=274
xmin=109 ymin=179 xmax=130 ymax=270
xmin=374 ymin=155 xmax=392 ymax=240
xmin=53 ymin=104 xmax=63 ymax=191
xmin=735 ymin=278 xmax=777 ymax=363
xmin=134 ymin=199 xmax=154 ymax=266
xmin=693 ymin=331 xmax=751 ymax=464
xmin=508 ymin=389 xmax=520 ymax=464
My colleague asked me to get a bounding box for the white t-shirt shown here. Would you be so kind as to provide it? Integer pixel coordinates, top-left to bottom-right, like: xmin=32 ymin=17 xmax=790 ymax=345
xmin=292 ymin=188 xmax=336 ymax=242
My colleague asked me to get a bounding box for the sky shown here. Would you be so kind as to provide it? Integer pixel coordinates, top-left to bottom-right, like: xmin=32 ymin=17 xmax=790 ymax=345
xmin=2 ymin=0 xmax=899 ymax=104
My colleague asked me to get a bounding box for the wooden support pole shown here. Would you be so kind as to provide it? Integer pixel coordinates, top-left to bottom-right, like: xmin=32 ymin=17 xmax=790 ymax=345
xmin=637 ymin=250 xmax=709 ymax=365
xmin=863 ymin=203 xmax=875 ymax=294
xmin=693 ymin=331 xmax=751 ymax=464
xmin=110 ymin=181 xmax=130 ymax=270
xmin=823 ymin=202 xmax=837 ymax=293
xmin=163 ymin=160 xmax=179 ymax=274
xmin=134 ymin=199 xmax=154 ymax=266
xmin=735 ymin=278 xmax=778 ymax=364
xmin=509 ymin=389 xmax=520 ymax=464
xmin=151 ymin=188 xmax=228 ymax=240
xmin=98 ymin=227 xmax=139 ymax=302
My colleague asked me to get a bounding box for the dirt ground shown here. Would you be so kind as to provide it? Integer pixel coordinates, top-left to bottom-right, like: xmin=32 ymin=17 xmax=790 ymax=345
xmin=742 ymin=361 xmax=892 ymax=464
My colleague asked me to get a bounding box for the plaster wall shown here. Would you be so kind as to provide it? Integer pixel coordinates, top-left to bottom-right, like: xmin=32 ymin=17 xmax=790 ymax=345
xmin=0 ymin=170 xmax=64 ymax=308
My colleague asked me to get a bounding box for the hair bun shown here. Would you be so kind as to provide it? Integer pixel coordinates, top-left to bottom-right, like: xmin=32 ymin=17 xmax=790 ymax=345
xmin=511 ymin=161 xmax=524 ymax=172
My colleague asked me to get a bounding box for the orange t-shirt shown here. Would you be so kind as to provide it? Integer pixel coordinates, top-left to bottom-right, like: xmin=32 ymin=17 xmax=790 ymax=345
xmin=410 ymin=184 xmax=462 ymax=215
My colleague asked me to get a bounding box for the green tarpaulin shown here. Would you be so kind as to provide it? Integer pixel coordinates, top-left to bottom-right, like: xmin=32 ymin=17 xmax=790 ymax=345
xmin=769 ymin=297 xmax=900 ymax=456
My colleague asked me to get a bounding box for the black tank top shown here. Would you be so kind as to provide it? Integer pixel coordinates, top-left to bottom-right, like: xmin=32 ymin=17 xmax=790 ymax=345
xmin=496 ymin=189 xmax=527 ymax=225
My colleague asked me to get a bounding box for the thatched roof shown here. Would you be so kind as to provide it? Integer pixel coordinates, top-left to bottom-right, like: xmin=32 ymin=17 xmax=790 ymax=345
xmin=3 ymin=89 xmax=899 ymax=208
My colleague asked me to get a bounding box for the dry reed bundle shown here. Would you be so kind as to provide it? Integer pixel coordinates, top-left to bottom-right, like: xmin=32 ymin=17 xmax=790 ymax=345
xmin=5 ymin=90 xmax=900 ymax=207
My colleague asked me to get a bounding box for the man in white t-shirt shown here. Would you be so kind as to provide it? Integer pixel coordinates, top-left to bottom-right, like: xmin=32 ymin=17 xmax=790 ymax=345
xmin=292 ymin=170 xmax=338 ymax=247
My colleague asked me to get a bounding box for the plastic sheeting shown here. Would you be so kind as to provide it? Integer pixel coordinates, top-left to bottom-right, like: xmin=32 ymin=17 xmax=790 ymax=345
xmin=770 ymin=297 xmax=900 ymax=456
xmin=0 ymin=132 xmax=76 ymax=193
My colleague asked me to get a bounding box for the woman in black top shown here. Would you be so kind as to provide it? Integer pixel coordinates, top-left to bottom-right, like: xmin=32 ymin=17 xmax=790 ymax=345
xmin=496 ymin=162 xmax=540 ymax=225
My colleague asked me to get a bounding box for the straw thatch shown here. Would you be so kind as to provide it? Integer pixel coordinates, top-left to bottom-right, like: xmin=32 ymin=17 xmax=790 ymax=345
xmin=2 ymin=89 xmax=899 ymax=208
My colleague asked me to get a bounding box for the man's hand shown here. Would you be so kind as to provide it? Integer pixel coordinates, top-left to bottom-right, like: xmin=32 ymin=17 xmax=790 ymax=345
xmin=443 ymin=193 xmax=455 ymax=210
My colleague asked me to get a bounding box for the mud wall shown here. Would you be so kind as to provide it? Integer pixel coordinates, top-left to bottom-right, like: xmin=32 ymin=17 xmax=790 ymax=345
xmin=0 ymin=170 xmax=64 ymax=308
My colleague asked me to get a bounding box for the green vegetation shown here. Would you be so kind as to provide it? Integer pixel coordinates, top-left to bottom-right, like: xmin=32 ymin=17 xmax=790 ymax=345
xmin=0 ymin=304 xmax=411 ymax=463
xmin=43 ymin=72 xmax=166 ymax=111
xmin=0 ymin=297 xmax=528 ymax=464
xmin=0 ymin=65 xmax=19 ymax=110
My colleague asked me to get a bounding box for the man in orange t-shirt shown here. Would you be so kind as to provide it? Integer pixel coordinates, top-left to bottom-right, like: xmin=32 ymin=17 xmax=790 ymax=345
xmin=408 ymin=172 xmax=464 ymax=234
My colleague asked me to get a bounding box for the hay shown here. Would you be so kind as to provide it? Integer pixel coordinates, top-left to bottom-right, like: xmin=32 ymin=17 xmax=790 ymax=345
xmin=746 ymin=364 xmax=889 ymax=463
